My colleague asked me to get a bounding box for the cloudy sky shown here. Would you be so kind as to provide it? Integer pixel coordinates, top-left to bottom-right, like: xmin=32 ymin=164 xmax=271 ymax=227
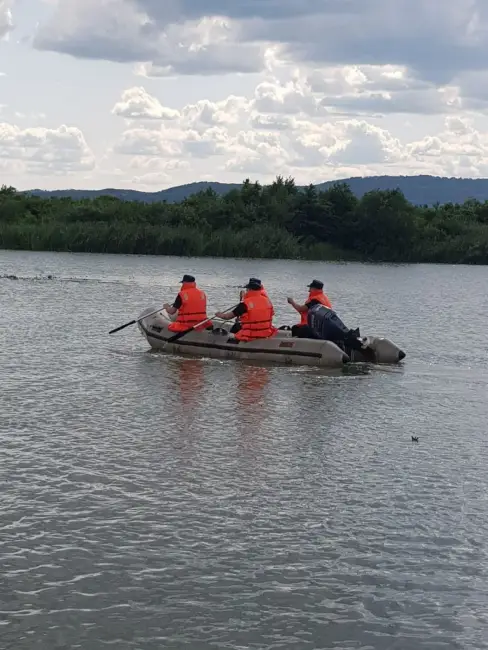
xmin=2 ymin=0 xmax=488 ymax=191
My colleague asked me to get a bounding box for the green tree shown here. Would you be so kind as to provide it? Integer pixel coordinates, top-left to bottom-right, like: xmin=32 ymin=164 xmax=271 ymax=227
xmin=0 ymin=176 xmax=487 ymax=263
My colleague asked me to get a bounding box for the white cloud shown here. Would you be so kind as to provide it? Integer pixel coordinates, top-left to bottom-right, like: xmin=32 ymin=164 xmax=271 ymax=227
xmin=0 ymin=157 xmax=24 ymax=175
xmin=181 ymin=95 xmax=252 ymax=128
xmin=282 ymin=119 xmax=405 ymax=170
xmin=32 ymin=0 xmax=488 ymax=90
xmin=129 ymin=157 xmax=191 ymax=189
xmin=183 ymin=126 xmax=231 ymax=157
xmin=128 ymin=156 xmax=190 ymax=172
xmin=0 ymin=122 xmax=95 ymax=174
xmin=261 ymin=63 xmax=463 ymax=117
xmin=112 ymin=126 xmax=184 ymax=156
xmin=111 ymin=89 xmax=252 ymax=132
xmin=253 ymin=79 xmax=321 ymax=115
xmin=33 ymin=0 xmax=155 ymax=63
xmin=108 ymin=79 xmax=488 ymax=183
xmin=130 ymin=158 xmax=191 ymax=186
xmin=6 ymin=1 xmax=488 ymax=190
xmin=112 ymin=87 xmax=180 ymax=120
xmin=131 ymin=171 xmax=171 ymax=185
xmin=34 ymin=7 xmax=264 ymax=75
xmin=0 ymin=0 xmax=13 ymax=40
xmin=329 ymin=121 xmax=405 ymax=165
xmin=223 ymin=128 xmax=292 ymax=174
xmin=250 ymin=113 xmax=295 ymax=131
xmin=13 ymin=111 xmax=47 ymax=122
xmin=408 ymin=116 xmax=488 ymax=160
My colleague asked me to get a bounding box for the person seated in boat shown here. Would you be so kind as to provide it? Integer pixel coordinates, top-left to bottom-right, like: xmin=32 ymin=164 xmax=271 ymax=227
xmin=305 ymin=303 xmax=375 ymax=360
xmin=287 ymin=279 xmax=332 ymax=337
xmin=215 ymin=278 xmax=277 ymax=342
xmin=163 ymin=274 xmax=210 ymax=333
xmin=237 ymin=278 xmax=273 ymax=331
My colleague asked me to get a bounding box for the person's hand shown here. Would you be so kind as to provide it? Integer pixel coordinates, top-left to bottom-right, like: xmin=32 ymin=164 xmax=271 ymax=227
xmin=215 ymin=311 xmax=225 ymax=319
xmin=163 ymin=303 xmax=171 ymax=311
xmin=287 ymin=297 xmax=294 ymax=304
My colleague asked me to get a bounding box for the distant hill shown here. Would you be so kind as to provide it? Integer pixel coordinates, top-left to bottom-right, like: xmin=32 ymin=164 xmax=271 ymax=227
xmin=24 ymin=175 xmax=488 ymax=206
xmin=23 ymin=182 xmax=233 ymax=204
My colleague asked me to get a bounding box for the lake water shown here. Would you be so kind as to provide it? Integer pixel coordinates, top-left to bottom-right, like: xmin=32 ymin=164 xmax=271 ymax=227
xmin=1 ymin=249 xmax=488 ymax=650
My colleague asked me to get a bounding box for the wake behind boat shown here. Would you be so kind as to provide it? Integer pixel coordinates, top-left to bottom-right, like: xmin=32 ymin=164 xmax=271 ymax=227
xmin=136 ymin=307 xmax=406 ymax=367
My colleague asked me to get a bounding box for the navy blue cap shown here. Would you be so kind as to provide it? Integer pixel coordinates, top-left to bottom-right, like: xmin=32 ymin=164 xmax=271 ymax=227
xmin=244 ymin=278 xmax=262 ymax=290
xmin=308 ymin=279 xmax=323 ymax=290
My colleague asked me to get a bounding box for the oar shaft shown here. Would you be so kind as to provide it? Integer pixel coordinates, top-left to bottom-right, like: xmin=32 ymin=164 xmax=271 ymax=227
xmin=110 ymin=302 xmax=240 ymax=338
xmin=109 ymin=305 xmax=166 ymax=335
xmin=166 ymin=304 xmax=239 ymax=343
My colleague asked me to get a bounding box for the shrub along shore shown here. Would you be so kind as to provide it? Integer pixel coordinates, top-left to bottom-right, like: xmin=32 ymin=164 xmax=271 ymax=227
xmin=1 ymin=177 xmax=488 ymax=263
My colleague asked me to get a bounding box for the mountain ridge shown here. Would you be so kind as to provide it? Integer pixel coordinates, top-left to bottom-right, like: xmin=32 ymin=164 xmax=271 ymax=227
xmin=22 ymin=175 xmax=488 ymax=206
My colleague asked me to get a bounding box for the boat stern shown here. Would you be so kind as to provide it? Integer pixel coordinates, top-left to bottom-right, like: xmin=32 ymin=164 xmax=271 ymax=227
xmin=363 ymin=336 xmax=406 ymax=364
xmin=136 ymin=306 xmax=171 ymax=338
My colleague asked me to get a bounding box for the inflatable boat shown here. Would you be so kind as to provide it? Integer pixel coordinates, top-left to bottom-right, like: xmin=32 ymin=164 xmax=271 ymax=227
xmin=136 ymin=307 xmax=406 ymax=368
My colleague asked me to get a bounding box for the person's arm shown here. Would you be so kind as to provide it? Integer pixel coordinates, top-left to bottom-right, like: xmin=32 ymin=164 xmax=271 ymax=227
xmin=287 ymin=297 xmax=307 ymax=313
xmin=164 ymin=295 xmax=182 ymax=314
xmin=216 ymin=303 xmax=247 ymax=320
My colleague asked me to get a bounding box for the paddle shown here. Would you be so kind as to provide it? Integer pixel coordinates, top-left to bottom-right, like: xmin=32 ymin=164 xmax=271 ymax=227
xmin=167 ymin=304 xmax=239 ymax=343
xmin=109 ymin=306 xmax=168 ymax=335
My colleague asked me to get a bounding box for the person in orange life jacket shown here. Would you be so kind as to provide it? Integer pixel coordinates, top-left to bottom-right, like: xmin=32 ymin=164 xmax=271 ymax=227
xmin=236 ymin=278 xmax=273 ymax=333
xmin=287 ymin=279 xmax=332 ymax=337
xmin=215 ymin=279 xmax=277 ymax=342
xmin=163 ymin=274 xmax=210 ymax=333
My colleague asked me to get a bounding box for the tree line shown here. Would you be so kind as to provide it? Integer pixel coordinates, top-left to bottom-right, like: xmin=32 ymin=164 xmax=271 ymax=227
xmin=1 ymin=176 xmax=488 ymax=263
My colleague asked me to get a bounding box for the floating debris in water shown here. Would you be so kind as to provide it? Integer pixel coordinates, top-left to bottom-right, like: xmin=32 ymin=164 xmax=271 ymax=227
xmin=411 ymin=436 xmax=419 ymax=442
xmin=1 ymin=273 xmax=55 ymax=281
xmin=0 ymin=273 xmax=133 ymax=284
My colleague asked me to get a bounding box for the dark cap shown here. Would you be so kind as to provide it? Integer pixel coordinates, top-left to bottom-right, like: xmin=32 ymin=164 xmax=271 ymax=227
xmin=180 ymin=274 xmax=195 ymax=283
xmin=308 ymin=279 xmax=324 ymax=290
xmin=244 ymin=277 xmax=262 ymax=290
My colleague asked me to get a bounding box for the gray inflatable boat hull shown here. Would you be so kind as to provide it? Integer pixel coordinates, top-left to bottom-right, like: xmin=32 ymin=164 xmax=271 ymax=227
xmin=137 ymin=308 xmax=405 ymax=367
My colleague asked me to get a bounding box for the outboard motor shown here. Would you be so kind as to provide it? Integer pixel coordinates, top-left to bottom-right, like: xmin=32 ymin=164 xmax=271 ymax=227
xmin=308 ymin=304 xmax=354 ymax=342
xmin=307 ymin=304 xmax=373 ymax=358
xmin=304 ymin=305 xmax=405 ymax=364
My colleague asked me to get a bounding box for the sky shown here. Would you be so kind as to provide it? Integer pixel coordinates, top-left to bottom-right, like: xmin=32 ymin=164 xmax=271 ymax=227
xmin=2 ymin=0 xmax=488 ymax=191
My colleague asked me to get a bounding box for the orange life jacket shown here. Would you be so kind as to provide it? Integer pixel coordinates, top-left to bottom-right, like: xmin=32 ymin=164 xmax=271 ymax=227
xmin=168 ymin=282 xmax=208 ymax=332
xmin=261 ymin=288 xmax=275 ymax=317
xmin=299 ymin=289 xmax=332 ymax=325
xmin=242 ymin=286 xmax=272 ymax=314
xmin=235 ymin=290 xmax=277 ymax=341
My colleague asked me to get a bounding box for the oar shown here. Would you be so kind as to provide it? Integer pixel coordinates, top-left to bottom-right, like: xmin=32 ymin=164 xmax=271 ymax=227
xmin=109 ymin=306 xmax=167 ymax=335
xmin=167 ymin=304 xmax=239 ymax=343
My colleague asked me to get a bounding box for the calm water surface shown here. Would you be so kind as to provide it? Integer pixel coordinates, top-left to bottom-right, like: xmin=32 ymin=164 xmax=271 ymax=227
xmin=1 ymin=250 xmax=488 ymax=650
